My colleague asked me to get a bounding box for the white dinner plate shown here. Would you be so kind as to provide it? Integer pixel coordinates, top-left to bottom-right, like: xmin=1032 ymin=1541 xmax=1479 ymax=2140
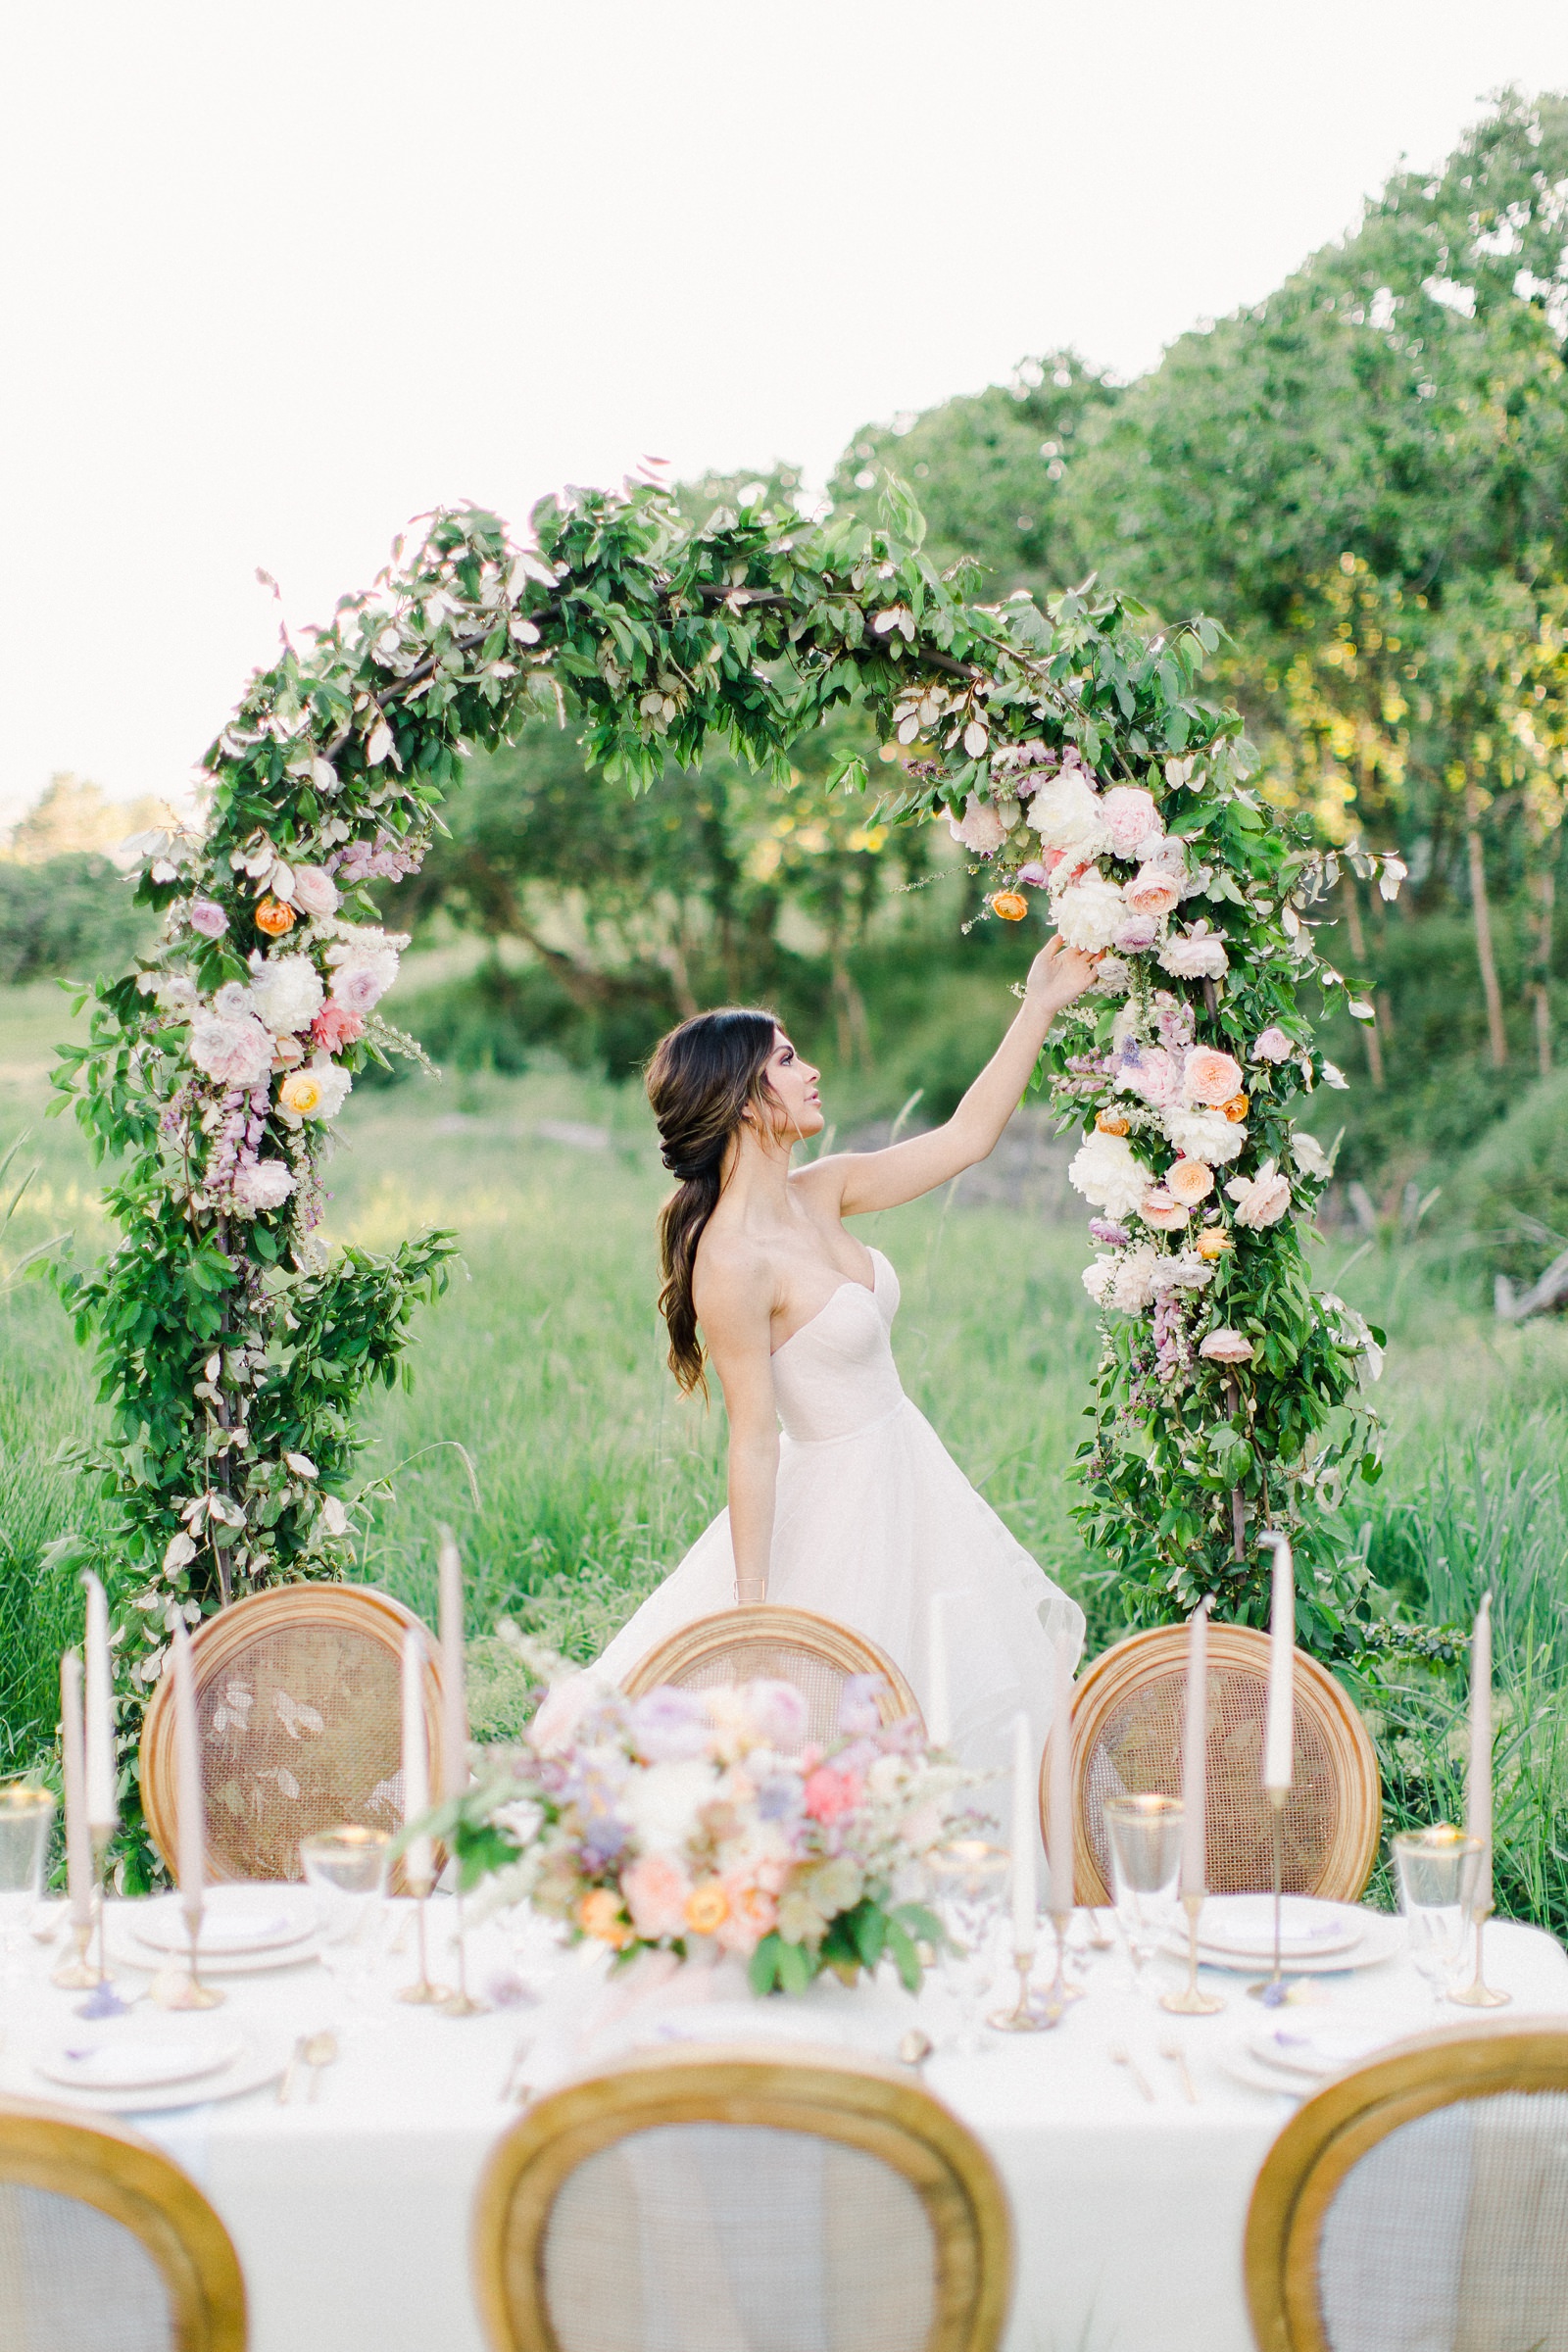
xmin=14 ymin=2032 xmax=286 ymax=2114
xmin=34 ymin=2034 xmax=244 ymax=2093
xmin=1216 ymin=2043 xmax=1311 ymax=2101
xmin=127 ymin=1889 xmax=317 ymax=1958
xmin=1246 ymin=2023 xmax=1405 ymax=2082
xmin=1195 ymin=1896 xmax=1362 ymax=1960
xmin=1166 ymin=1908 xmax=1404 ymax=1975
xmin=109 ymin=1929 xmax=323 ymax=1978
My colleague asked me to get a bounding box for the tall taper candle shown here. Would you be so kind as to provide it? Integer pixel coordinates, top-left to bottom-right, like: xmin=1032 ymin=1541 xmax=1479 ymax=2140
xmin=1179 ymin=1595 xmax=1211 ymax=1899
xmin=171 ymin=1619 xmax=205 ymax=1921
xmin=438 ymin=1531 xmax=468 ymax=1803
xmin=61 ymin=1650 xmax=92 ymax=1931
xmin=1261 ymin=1533 xmax=1296 ymax=1794
xmin=1467 ymin=1592 xmax=1494 ymax=1917
xmin=1009 ymin=1711 xmax=1037 ymax=1954
xmin=402 ymin=1625 xmax=434 ymax=1889
xmin=926 ymin=1593 xmax=952 ymax=1748
xmin=81 ymin=1572 xmax=116 ymax=1833
xmin=1048 ymin=1631 xmax=1075 ymax=1917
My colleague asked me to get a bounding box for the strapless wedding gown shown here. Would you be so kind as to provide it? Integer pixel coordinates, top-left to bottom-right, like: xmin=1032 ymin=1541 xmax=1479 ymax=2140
xmin=595 ymin=1248 xmax=1085 ymax=1775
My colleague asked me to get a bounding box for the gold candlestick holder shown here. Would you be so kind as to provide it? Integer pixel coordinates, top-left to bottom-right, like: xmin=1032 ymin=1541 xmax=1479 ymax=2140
xmin=1161 ymin=1891 xmax=1226 ymax=2015
xmin=156 ymin=1908 xmax=225 ymax=2010
xmin=988 ymin=1943 xmax=1057 ymax=2031
xmin=396 ymin=1882 xmax=452 ymax=2006
xmin=76 ymin=1831 xmax=129 ymax=2018
xmin=1447 ymin=1906 xmax=1511 ymax=2008
xmin=441 ymin=1890 xmax=488 ymax=2018
xmin=1247 ymin=1788 xmax=1291 ymax=2007
xmin=52 ymin=1911 xmax=98 ymax=1990
xmin=1044 ymin=1909 xmax=1085 ymax=2012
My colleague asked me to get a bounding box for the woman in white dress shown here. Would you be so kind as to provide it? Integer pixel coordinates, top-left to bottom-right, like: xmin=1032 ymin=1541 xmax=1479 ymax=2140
xmin=595 ymin=936 xmax=1100 ymax=1774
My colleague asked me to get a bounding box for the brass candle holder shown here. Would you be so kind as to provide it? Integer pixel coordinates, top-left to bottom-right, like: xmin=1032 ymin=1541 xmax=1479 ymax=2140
xmin=76 ymin=1828 xmax=129 ymax=2019
xmin=1043 ymin=1909 xmax=1085 ymax=2014
xmin=52 ymin=1911 xmax=98 ymax=1990
xmin=1448 ymin=1906 xmax=1511 ymax=2008
xmin=155 ymin=1906 xmax=225 ymax=2010
xmin=396 ymin=1876 xmax=452 ymax=2007
xmin=1160 ymin=1891 xmax=1226 ymax=2015
xmin=988 ymin=1943 xmax=1057 ymax=2031
xmin=441 ymin=1890 xmax=488 ymax=2018
xmin=1247 ymin=1788 xmax=1291 ymax=2007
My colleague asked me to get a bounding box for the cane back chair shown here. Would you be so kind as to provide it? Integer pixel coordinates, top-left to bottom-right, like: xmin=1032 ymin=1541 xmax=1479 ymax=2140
xmin=1042 ymin=1624 xmax=1380 ymax=1907
xmin=620 ymin=1605 xmax=923 ymax=1749
xmin=473 ymin=2043 xmax=1012 ymax=2352
xmin=0 ymin=2098 xmax=246 ymax=2351
xmin=1247 ymin=2021 xmax=1568 ymax=2352
xmin=140 ymin=1585 xmax=446 ymax=1886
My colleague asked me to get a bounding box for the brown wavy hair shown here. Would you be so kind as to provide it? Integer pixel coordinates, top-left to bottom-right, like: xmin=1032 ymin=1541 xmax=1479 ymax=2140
xmin=646 ymin=1008 xmax=779 ymax=1395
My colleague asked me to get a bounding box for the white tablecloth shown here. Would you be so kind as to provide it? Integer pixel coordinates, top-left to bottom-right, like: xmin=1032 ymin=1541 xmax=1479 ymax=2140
xmin=6 ymin=1901 xmax=1566 ymax=2352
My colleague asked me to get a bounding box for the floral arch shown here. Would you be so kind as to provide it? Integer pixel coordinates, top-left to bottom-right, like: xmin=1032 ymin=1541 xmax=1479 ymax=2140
xmin=52 ymin=478 xmax=1397 ymax=1799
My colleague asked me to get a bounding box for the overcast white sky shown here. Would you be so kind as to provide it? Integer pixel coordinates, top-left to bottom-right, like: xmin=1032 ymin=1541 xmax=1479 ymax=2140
xmin=2 ymin=2 xmax=1565 ymax=823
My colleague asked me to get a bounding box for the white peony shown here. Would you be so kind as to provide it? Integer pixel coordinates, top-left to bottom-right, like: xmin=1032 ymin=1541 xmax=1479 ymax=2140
xmin=1109 ymin=1243 xmax=1160 ymax=1312
xmin=231 ymin=1159 xmax=297 ymax=1212
xmin=1292 ymin=1128 xmax=1334 ymax=1181
xmin=1099 ymin=785 xmax=1160 ymax=858
xmin=948 ymin=793 xmax=1007 ymax=857
xmin=306 ymin=1054 xmax=353 ymax=1117
xmin=1068 ymin=1127 xmax=1152 ymax=1219
xmin=154 ymin=975 xmax=199 ymax=1015
xmin=1149 ymin=1250 xmax=1214 ymax=1294
xmin=249 ymin=954 xmax=324 ymax=1036
xmin=1054 ymin=870 xmax=1127 ymax=953
xmin=1161 ymin=1105 xmax=1248 ymax=1165
xmin=621 ymin=1758 xmax=719 ymax=1856
xmin=188 ymin=1010 xmax=273 ymax=1090
xmin=1158 ymin=924 xmax=1230 ymax=979
xmin=1081 ymin=1257 xmax=1117 ymax=1305
xmin=1027 ymin=771 xmax=1110 ymax=858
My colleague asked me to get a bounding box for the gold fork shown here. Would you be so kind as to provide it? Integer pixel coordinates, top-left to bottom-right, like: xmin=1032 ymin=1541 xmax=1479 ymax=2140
xmin=1108 ymin=2043 xmax=1156 ymax=2103
xmin=1160 ymin=2041 xmax=1199 ymax=2104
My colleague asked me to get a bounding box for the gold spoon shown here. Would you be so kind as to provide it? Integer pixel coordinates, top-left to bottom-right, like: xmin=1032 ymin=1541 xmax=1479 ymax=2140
xmin=303 ymin=2032 xmax=339 ymax=2102
xmin=1160 ymin=2041 xmax=1199 ymax=2104
xmin=1107 ymin=2043 xmax=1156 ymax=2103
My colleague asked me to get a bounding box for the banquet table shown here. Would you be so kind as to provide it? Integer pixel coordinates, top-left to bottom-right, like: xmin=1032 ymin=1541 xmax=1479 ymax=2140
xmin=5 ymin=1894 xmax=1566 ymax=2352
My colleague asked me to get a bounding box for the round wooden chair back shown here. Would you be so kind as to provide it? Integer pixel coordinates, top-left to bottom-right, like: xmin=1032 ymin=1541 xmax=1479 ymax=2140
xmin=1246 ymin=2022 xmax=1568 ymax=2350
xmin=1042 ymin=1624 xmax=1380 ymax=1906
xmin=0 ymin=2097 xmax=246 ymax=2349
xmin=473 ymin=2043 xmax=1013 ymax=2352
xmin=140 ymin=1585 xmax=445 ymax=1887
xmin=619 ymin=1605 xmax=923 ymax=1750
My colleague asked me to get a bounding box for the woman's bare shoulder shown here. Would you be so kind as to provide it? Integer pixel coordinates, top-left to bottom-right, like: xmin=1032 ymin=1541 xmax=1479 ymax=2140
xmin=692 ymin=1224 xmax=776 ymax=1321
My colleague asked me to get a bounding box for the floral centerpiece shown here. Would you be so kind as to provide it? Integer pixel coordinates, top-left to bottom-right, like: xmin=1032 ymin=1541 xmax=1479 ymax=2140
xmin=433 ymin=1660 xmax=971 ymax=1997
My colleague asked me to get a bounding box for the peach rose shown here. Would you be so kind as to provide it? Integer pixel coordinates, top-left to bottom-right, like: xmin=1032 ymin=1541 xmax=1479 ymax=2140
xmin=990 ymin=891 xmax=1029 ymax=921
xmin=1139 ymin=1187 xmax=1190 ymax=1232
xmin=277 ymin=1068 xmax=322 ymax=1117
xmin=578 ymin=1888 xmax=631 ymax=1946
xmin=622 ymin=1854 xmax=693 ymax=1940
xmin=684 ymin=1880 xmax=731 ymax=1936
xmin=1123 ymin=862 xmax=1183 ymax=918
xmin=254 ymin=896 xmax=296 ymax=937
xmin=1226 ymin=1161 xmax=1292 ymax=1229
xmin=1096 ymin=1112 xmax=1130 ymax=1137
xmin=1164 ymin=1157 xmax=1215 ymax=1206
xmin=715 ymin=1879 xmax=779 ymax=1957
xmin=1194 ymin=1230 xmax=1234 ymax=1261
xmin=1183 ymin=1047 xmax=1245 ymax=1107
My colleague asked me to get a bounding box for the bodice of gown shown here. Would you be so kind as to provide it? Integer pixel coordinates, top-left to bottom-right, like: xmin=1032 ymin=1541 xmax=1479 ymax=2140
xmin=769 ymin=1248 xmax=906 ymax=1444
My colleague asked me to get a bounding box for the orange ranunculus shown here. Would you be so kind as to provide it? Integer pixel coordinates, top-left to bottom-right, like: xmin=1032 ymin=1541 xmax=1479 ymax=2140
xmin=578 ymin=1888 xmax=630 ymax=1946
xmin=1195 ymin=1229 xmax=1234 ymax=1261
xmin=255 ymin=896 xmax=296 ymax=937
xmin=1096 ymin=1112 xmax=1130 ymax=1137
xmin=1221 ymin=1092 xmax=1250 ymax=1123
xmin=990 ymin=891 xmax=1029 ymax=922
xmin=684 ymin=1880 xmax=730 ymax=1936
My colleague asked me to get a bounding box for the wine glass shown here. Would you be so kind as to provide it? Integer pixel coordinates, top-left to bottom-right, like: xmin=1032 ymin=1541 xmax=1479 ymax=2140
xmin=930 ymin=1838 xmax=1009 ymax=2052
xmin=0 ymin=1787 xmax=56 ymax=1984
xmin=1393 ymin=1827 xmax=1482 ymax=2004
xmin=1103 ymin=1795 xmax=1184 ymax=1986
xmin=301 ymin=1825 xmax=391 ymax=2023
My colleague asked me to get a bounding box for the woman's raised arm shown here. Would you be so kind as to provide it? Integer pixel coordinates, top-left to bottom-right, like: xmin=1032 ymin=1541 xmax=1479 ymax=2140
xmin=802 ymin=936 xmax=1101 ymax=1218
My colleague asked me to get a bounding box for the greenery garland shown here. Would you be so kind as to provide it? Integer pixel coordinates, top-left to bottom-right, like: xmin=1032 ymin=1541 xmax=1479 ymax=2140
xmin=49 ymin=477 xmax=1398 ymax=1842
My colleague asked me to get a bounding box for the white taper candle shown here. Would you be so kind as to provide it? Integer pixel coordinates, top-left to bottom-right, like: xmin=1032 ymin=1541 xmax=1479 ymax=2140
xmin=1009 ymin=1710 xmax=1037 ymax=1955
xmin=1048 ymin=1630 xmax=1075 ymax=1918
xmin=171 ymin=1618 xmax=205 ymax=1921
xmin=402 ymin=1625 xmax=434 ymax=1891
xmin=81 ymin=1571 xmax=116 ymax=1833
xmin=1179 ymin=1595 xmax=1211 ymax=1899
xmin=61 ymin=1650 xmax=92 ymax=1930
xmin=1261 ymin=1533 xmax=1295 ymax=1794
xmin=926 ymin=1592 xmax=952 ymax=1748
xmin=438 ymin=1531 xmax=468 ymax=1803
xmin=1467 ymin=1592 xmax=1494 ymax=1918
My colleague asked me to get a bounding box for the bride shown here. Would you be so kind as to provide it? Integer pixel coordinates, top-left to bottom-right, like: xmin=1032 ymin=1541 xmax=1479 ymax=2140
xmin=595 ymin=936 xmax=1100 ymax=1773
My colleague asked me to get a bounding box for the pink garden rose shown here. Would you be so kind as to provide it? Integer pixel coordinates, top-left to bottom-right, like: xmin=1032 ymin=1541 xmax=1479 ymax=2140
xmin=1164 ymin=1156 xmax=1215 ymax=1206
xmin=1183 ymin=1047 xmax=1245 ymax=1106
xmin=313 ymin=1001 xmax=366 ymax=1054
xmin=1139 ymin=1187 xmax=1190 ymax=1232
xmin=1112 ymin=914 xmax=1160 ymax=954
xmin=1123 ymin=861 xmax=1184 ymax=918
xmin=1118 ymin=1046 xmax=1183 ymax=1108
xmin=1226 ymin=1161 xmax=1292 ymax=1229
xmin=714 ymin=1878 xmax=779 ymax=1958
xmin=948 ymin=793 xmax=1008 ymax=857
xmin=231 ymin=1158 xmax=296 ymax=1212
xmin=1158 ymin=925 xmax=1230 ymax=979
xmin=290 ymin=865 xmax=340 ymax=919
xmin=802 ymin=1764 xmax=863 ymax=1824
xmin=1199 ymin=1329 xmax=1255 ymax=1363
xmin=622 ymin=1853 xmax=694 ymax=1940
xmin=188 ymin=900 xmax=229 ymax=939
xmin=1099 ymin=785 xmax=1160 ymax=858
xmin=1250 ymin=1026 xmax=1293 ymax=1063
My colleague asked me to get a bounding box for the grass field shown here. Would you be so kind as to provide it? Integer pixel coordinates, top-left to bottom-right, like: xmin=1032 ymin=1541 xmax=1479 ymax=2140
xmin=3 ymin=973 xmax=1567 ymax=1931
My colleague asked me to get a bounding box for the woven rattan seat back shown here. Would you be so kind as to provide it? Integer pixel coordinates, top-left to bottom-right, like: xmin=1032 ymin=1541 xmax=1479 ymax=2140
xmin=1043 ymin=1625 xmax=1380 ymax=1906
xmin=0 ymin=2099 xmax=246 ymax=2350
xmin=1247 ymin=2022 xmax=1568 ymax=2351
xmin=473 ymin=2044 xmax=1012 ymax=2352
xmin=619 ymin=1606 xmax=923 ymax=1750
xmin=140 ymin=1586 xmax=445 ymax=1886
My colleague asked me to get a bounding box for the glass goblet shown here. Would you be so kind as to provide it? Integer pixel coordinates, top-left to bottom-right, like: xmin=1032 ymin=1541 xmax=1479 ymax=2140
xmin=301 ymin=1825 xmax=391 ymax=2022
xmin=1103 ymin=1794 xmax=1184 ymax=1987
xmin=1393 ymin=1827 xmax=1482 ymax=2004
xmin=0 ymin=1786 xmax=56 ymax=1985
xmin=930 ymin=1838 xmax=1009 ymax=2053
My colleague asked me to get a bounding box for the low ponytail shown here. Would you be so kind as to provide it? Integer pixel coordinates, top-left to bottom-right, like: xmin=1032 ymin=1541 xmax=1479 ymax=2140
xmin=646 ymin=1008 xmax=779 ymax=1395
